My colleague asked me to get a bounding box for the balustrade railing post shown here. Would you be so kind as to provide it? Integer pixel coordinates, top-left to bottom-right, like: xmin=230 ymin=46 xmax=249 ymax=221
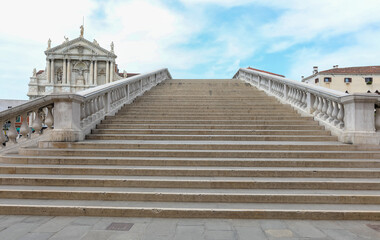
xmin=51 ymin=95 xmax=84 ymax=142
xmin=268 ymin=79 xmax=272 ymax=93
xmin=258 ymin=76 xmax=261 ymax=89
xmin=341 ymin=94 xmax=379 ymax=133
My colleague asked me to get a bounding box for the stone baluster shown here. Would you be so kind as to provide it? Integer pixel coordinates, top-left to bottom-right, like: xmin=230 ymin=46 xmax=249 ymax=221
xmin=32 ymin=109 xmax=43 ymax=134
xmin=7 ymin=118 xmax=18 ymax=143
xmin=330 ymin=101 xmax=339 ymax=123
xmin=45 ymin=106 xmax=54 ymax=129
xmin=312 ymin=95 xmax=319 ymax=115
xmin=0 ymin=122 xmax=7 ymax=145
xmin=336 ymin=103 xmax=344 ymax=129
xmin=19 ymin=113 xmax=31 ymax=139
xmin=325 ymin=100 xmax=333 ymax=121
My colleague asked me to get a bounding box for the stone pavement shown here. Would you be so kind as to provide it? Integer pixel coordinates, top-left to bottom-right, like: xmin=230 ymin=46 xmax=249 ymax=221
xmin=0 ymin=215 xmax=379 ymax=240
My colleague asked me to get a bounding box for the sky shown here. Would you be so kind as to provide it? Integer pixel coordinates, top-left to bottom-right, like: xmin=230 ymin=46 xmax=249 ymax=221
xmin=1 ymin=0 xmax=380 ymax=100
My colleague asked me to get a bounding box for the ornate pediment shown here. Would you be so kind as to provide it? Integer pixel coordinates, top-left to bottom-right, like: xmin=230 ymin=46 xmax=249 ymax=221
xmin=45 ymin=37 xmax=116 ymax=58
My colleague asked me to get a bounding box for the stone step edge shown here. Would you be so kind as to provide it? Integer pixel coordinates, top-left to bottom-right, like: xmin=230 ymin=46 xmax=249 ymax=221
xmin=1 ymin=177 xmax=379 ymax=190
xmin=2 ymin=156 xmax=379 ymax=168
xmin=0 ymin=190 xmax=379 ymax=204
xmin=0 ymin=205 xmax=379 ymax=220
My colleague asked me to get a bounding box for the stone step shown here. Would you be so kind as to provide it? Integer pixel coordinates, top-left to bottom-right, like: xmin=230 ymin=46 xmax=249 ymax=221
xmin=22 ymin=148 xmax=380 ymax=159
xmin=1 ymin=175 xmax=379 ymax=190
xmin=95 ymin=124 xmax=325 ymax=130
xmin=0 ymin=187 xmax=379 ymax=204
xmin=2 ymin=163 xmax=379 ymax=178
xmin=90 ymin=129 xmax=331 ymax=136
xmin=0 ymin=199 xmax=378 ymax=220
xmin=2 ymin=155 xmax=379 ymax=168
xmin=86 ymin=134 xmax=338 ymax=141
xmin=38 ymin=141 xmax=361 ymax=151
xmin=100 ymin=119 xmax=320 ymax=125
xmin=111 ymin=116 xmax=314 ymax=121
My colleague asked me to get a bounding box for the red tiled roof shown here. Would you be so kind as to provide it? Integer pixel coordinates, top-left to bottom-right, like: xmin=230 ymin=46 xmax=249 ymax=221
xmin=36 ymin=70 xmax=44 ymax=75
xmin=319 ymin=66 xmax=380 ymax=75
xmin=247 ymin=67 xmax=285 ymax=78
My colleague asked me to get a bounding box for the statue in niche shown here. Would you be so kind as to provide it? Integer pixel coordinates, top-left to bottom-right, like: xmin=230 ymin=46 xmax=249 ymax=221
xmin=56 ymin=68 xmax=63 ymax=83
xmin=110 ymin=42 xmax=114 ymax=53
xmin=73 ymin=61 xmax=88 ymax=85
xmin=47 ymin=39 xmax=51 ymax=49
xmin=80 ymin=25 xmax=84 ymax=37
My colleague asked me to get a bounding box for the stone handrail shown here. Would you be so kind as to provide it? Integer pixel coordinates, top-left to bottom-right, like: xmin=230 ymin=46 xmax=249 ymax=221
xmin=1 ymin=68 xmax=172 ymax=150
xmin=234 ymin=68 xmax=380 ymax=144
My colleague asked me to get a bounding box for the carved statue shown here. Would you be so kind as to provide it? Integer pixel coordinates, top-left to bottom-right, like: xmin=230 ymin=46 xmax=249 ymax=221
xmin=80 ymin=25 xmax=84 ymax=37
xmin=64 ymin=36 xmax=69 ymax=42
xmin=123 ymin=70 xmax=128 ymax=78
xmin=47 ymin=39 xmax=51 ymax=49
xmin=110 ymin=41 xmax=114 ymax=52
xmin=93 ymin=39 xmax=99 ymax=45
xmin=33 ymin=68 xmax=37 ymax=77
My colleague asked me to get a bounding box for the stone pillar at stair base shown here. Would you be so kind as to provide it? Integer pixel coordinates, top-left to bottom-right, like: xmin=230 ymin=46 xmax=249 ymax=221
xmin=340 ymin=94 xmax=380 ymax=145
xmin=50 ymin=96 xmax=84 ymax=142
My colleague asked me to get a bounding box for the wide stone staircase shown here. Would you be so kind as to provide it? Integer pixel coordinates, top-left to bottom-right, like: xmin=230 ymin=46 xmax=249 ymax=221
xmin=0 ymin=79 xmax=379 ymax=219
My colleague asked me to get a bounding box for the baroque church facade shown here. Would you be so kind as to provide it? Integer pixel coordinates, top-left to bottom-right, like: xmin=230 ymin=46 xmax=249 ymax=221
xmin=27 ymin=27 xmax=128 ymax=99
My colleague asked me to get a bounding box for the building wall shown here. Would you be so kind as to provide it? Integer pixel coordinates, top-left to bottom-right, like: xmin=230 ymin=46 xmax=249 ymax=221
xmin=304 ymin=74 xmax=380 ymax=93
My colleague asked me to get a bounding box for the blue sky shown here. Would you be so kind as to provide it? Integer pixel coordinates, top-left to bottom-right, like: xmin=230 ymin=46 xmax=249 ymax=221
xmin=1 ymin=0 xmax=380 ymax=99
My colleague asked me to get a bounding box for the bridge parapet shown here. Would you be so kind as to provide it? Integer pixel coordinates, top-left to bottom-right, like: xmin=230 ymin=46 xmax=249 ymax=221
xmin=234 ymin=68 xmax=380 ymax=145
xmin=0 ymin=68 xmax=171 ymax=152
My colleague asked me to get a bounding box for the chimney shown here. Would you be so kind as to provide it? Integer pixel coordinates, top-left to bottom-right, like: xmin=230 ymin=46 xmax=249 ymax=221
xmin=301 ymin=76 xmax=304 ymax=79
xmin=313 ymin=66 xmax=318 ymax=74
xmin=333 ymin=65 xmax=339 ymax=68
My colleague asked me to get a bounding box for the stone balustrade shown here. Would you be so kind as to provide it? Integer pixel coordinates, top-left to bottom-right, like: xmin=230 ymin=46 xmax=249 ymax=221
xmin=234 ymin=68 xmax=380 ymax=145
xmin=0 ymin=68 xmax=171 ymax=151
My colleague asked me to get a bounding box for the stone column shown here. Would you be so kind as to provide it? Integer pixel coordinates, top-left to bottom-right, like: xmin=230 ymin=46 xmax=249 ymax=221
xmin=94 ymin=61 xmax=97 ymax=85
xmin=67 ymin=59 xmax=71 ymax=85
xmin=105 ymin=61 xmax=110 ymax=83
xmin=110 ymin=61 xmax=114 ymax=82
xmin=89 ymin=61 xmax=93 ymax=86
xmin=46 ymin=59 xmax=51 ymax=83
xmin=50 ymin=59 xmax=55 ymax=84
xmin=62 ymin=59 xmax=67 ymax=84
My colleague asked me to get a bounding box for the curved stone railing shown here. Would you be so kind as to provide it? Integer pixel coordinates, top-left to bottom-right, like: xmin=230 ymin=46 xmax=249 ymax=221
xmin=234 ymin=68 xmax=380 ymax=144
xmin=1 ymin=68 xmax=172 ymax=151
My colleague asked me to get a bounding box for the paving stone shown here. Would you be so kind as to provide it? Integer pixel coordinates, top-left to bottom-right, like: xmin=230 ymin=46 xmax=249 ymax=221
xmin=22 ymin=216 xmax=53 ymax=224
xmin=205 ymin=220 xmax=233 ymax=231
xmin=174 ymin=225 xmax=205 ymax=240
xmin=322 ymin=229 xmax=361 ymax=240
xmin=0 ymin=215 xmax=28 ymax=228
xmin=177 ymin=218 xmax=206 ymax=226
xmin=260 ymin=220 xmax=288 ymax=230
xmin=264 ymin=229 xmax=294 ymax=238
xmin=108 ymin=232 xmax=141 ymax=240
xmin=235 ymin=226 xmax=267 ymax=240
xmin=0 ymin=222 xmax=42 ymax=240
xmin=72 ymin=216 xmax=101 ymax=226
xmin=204 ymin=230 xmax=236 ymax=240
xmin=308 ymin=220 xmax=345 ymax=230
xmin=32 ymin=216 xmax=76 ymax=233
xmin=230 ymin=219 xmax=261 ymax=227
xmin=80 ymin=230 xmax=114 ymax=240
xmin=287 ymin=221 xmax=326 ymax=238
xmin=18 ymin=232 xmax=54 ymax=240
xmin=49 ymin=225 xmax=92 ymax=240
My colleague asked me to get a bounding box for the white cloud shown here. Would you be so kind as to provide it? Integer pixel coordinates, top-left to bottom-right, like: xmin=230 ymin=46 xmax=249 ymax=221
xmin=288 ymin=29 xmax=380 ymax=80
xmin=260 ymin=0 xmax=380 ymax=49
